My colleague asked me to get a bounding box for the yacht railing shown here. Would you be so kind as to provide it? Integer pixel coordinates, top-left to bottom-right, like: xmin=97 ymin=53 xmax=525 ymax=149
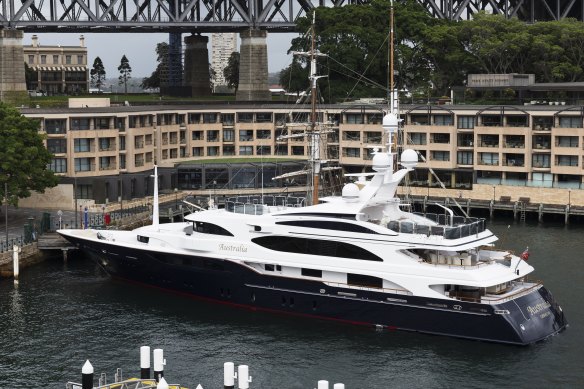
xmin=387 ymin=213 xmax=486 ymax=239
xmin=225 ymin=195 xmax=306 ymax=215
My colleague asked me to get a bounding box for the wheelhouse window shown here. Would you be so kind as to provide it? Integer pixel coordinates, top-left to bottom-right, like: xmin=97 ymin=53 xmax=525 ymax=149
xmin=194 ymin=221 xmax=233 ymax=236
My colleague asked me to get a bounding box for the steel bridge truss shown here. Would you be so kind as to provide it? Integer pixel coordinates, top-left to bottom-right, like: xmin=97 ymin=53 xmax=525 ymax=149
xmin=0 ymin=0 xmax=366 ymax=32
xmin=422 ymin=0 xmax=584 ymax=22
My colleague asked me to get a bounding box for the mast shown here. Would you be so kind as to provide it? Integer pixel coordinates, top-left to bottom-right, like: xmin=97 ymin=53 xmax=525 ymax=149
xmin=152 ymin=165 xmax=159 ymax=231
xmin=309 ymin=11 xmax=320 ymax=206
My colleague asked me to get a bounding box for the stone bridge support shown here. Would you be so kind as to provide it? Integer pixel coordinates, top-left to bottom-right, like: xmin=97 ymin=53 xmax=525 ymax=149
xmin=0 ymin=29 xmax=27 ymax=104
xmin=184 ymin=34 xmax=211 ymax=97
xmin=236 ymin=29 xmax=270 ymax=101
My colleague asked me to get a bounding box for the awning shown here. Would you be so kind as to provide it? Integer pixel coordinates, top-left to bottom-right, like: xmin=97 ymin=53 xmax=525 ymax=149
xmin=32 ymin=66 xmax=87 ymax=72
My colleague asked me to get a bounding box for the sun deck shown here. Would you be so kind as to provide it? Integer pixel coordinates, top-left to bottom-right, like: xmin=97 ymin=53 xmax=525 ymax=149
xmin=388 ymin=213 xmax=487 ymax=240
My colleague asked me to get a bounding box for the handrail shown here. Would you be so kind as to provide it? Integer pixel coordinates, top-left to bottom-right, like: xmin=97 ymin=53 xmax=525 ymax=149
xmin=325 ymin=281 xmax=412 ymax=296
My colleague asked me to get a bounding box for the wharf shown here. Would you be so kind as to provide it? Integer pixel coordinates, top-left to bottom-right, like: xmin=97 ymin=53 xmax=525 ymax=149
xmin=406 ymin=195 xmax=582 ymax=223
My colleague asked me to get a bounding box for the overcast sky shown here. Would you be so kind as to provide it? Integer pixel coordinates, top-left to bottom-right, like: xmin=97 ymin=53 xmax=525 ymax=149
xmin=24 ymin=32 xmax=297 ymax=78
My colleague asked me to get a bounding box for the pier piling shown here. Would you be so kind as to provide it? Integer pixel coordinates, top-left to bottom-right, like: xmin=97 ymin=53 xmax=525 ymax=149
xmin=237 ymin=365 xmax=251 ymax=389
xmin=318 ymin=380 xmax=329 ymax=389
xmin=140 ymin=346 xmax=151 ymax=379
xmin=81 ymin=360 xmax=93 ymax=389
xmin=224 ymin=362 xmax=235 ymax=388
xmin=12 ymin=244 xmax=20 ymax=283
xmin=153 ymin=348 xmax=164 ymax=382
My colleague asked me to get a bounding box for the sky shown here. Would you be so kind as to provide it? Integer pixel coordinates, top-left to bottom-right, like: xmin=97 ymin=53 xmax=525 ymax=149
xmin=24 ymin=32 xmax=298 ymax=78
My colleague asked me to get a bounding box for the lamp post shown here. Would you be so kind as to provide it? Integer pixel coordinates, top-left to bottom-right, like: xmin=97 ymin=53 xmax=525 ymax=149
xmin=174 ymin=188 xmax=178 ymax=210
xmin=74 ymin=176 xmax=78 ymax=228
xmin=4 ymin=181 xmax=8 ymax=246
xmin=492 ymin=185 xmax=496 ymax=202
xmin=568 ymin=189 xmax=571 ymax=208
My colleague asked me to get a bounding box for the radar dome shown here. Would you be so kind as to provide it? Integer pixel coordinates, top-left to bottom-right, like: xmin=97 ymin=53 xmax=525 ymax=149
xmin=382 ymin=112 xmax=399 ymax=133
xmin=400 ymin=149 xmax=418 ymax=169
xmin=372 ymin=152 xmax=391 ymax=172
xmin=342 ymin=183 xmax=360 ymax=202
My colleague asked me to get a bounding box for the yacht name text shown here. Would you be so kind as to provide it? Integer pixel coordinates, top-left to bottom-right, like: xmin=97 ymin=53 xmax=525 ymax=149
xmin=219 ymin=243 xmax=248 ymax=253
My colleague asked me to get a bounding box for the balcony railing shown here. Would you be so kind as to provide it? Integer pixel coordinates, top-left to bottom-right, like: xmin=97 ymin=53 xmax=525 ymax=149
xmin=99 ymin=164 xmax=116 ymax=171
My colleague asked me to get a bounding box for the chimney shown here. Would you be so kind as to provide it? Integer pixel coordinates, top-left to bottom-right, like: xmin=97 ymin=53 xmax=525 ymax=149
xmin=32 ymin=35 xmax=38 ymax=47
xmin=79 ymin=35 xmax=85 ymax=47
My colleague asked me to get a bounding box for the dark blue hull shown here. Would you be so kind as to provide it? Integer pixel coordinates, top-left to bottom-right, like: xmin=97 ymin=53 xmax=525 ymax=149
xmin=63 ymin=234 xmax=567 ymax=345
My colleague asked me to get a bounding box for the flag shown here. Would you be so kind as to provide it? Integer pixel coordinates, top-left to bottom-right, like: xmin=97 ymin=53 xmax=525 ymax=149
xmin=520 ymin=247 xmax=529 ymax=261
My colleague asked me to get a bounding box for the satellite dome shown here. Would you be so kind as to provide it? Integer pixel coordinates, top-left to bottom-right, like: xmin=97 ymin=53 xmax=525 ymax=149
xmin=372 ymin=152 xmax=391 ymax=172
xmin=382 ymin=112 xmax=399 ymax=133
xmin=342 ymin=183 xmax=360 ymax=202
xmin=400 ymin=149 xmax=418 ymax=169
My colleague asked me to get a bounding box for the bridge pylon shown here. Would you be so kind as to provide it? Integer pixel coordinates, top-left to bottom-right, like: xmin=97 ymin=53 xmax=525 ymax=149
xmin=184 ymin=34 xmax=211 ymax=97
xmin=0 ymin=29 xmax=28 ymax=104
xmin=236 ymin=29 xmax=270 ymax=101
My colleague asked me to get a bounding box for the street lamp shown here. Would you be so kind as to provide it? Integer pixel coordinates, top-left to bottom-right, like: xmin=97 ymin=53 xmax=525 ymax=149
xmin=492 ymin=185 xmax=496 ymax=202
xmin=568 ymin=189 xmax=571 ymax=208
xmin=174 ymin=188 xmax=178 ymax=209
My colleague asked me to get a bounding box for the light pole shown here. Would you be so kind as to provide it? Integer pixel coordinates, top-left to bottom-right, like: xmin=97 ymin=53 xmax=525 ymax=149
xmin=74 ymin=176 xmax=78 ymax=228
xmin=492 ymin=185 xmax=496 ymax=202
xmin=4 ymin=181 xmax=8 ymax=246
xmin=568 ymin=189 xmax=571 ymax=208
xmin=174 ymin=188 xmax=178 ymax=209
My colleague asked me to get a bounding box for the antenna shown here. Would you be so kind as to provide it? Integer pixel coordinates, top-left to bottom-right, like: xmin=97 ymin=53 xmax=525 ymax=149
xmin=151 ymin=165 xmax=159 ymax=231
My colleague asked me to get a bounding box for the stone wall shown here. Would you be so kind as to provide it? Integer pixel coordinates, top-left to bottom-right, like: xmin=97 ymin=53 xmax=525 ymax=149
xmin=0 ymin=29 xmax=28 ymax=104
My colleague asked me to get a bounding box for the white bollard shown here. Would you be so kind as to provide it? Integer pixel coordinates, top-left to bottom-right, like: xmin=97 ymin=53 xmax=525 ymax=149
xmin=157 ymin=377 xmax=169 ymax=389
xmin=333 ymin=384 xmax=345 ymax=389
xmin=237 ymin=365 xmax=251 ymax=389
xmin=140 ymin=346 xmax=151 ymax=379
xmin=153 ymin=348 xmax=165 ymax=382
xmin=224 ymin=362 xmax=235 ymax=388
xmin=12 ymin=244 xmax=19 ymax=282
xmin=81 ymin=360 xmax=93 ymax=389
xmin=317 ymin=380 xmax=329 ymax=389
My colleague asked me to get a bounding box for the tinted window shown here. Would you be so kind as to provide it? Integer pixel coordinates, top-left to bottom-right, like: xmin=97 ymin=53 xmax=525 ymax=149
xmin=252 ymin=236 xmax=382 ymax=261
xmin=195 ymin=221 xmax=233 ymax=236
xmin=301 ymin=268 xmax=322 ymax=278
xmin=348 ymin=273 xmax=382 ymax=288
xmin=277 ymin=220 xmax=377 ymax=234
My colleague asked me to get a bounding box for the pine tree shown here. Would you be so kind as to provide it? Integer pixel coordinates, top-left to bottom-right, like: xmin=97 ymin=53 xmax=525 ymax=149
xmin=90 ymin=57 xmax=106 ymax=92
xmin=118 ymin=55 xmax=132 ymax=94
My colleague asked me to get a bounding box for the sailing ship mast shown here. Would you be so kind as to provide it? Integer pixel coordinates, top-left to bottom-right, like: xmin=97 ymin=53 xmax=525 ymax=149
xmin=309 ymin=12 xmax=321 ymax=206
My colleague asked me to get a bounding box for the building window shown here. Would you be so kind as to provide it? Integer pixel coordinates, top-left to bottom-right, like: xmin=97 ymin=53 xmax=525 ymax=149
xmin=346 ymin=114 xmax=364 ymax=124
xmin=28 ymin=55 xmax=34 ymax=64
xmin=256 ymin=112 xmax=272 ymax=123
xmin=45 ymin=119 xmax=66 ymax=134
xmin=223 ymin=145 xmax=235 ymax=156
xmin=76 ymin=184 xmax=93 ymax=199
xmin=74 ymin=157 xmax=92 ymax=171
xmin=221 ymin=113 xmax=234 ymax=125
xmin=556 ymin=155 xmax=578 ymax=167
xmin=559 ymin=116 xmax=582 ymax=128
xmin=430 ymin=151 xmax=450 ymax=161
xmin=192 ymin=147 xmax=203 ymax=156
xmin=291 ymin=146 xmax=305 ymax=156
xmin=457 ymin=151 xmax=473 ymax=165
xmin=434 ymin=114 xmax=453 ymax=126
xmin=479 ymin=152 xmax=499 ymax=165
xmin=53 ymin=55 xmax=59 ymax=64
xmin=74 ymin=138 xmax=91 ymax=152
xmin=408 ymin=133 xmax=427 ymax=145
xmin=47 ymin=139 xmax=67 ymax=154
xmin=207 ymin=146 xmax=220 ymax=156
xmin=532 ymin=154 xmax=550 ymax=168
xmin=207 ymin=130 xmax=219 ymax=142
xmin=239 ymin=146 xmax=253 ymax=155
xmin=343 ymin=148 xmax=360 ymax=158
xmin=343 ymin=131 xmax=360 ymax=141
xmin=95 ymin=118 xmax=109 ymax=130
xmin=256 ymin=146 xmax=271 ymax=155
xmin=70 ymin=118 xmax=90 ymax=131
xmin=257 ymin=130 xmax=271 ymax=139
xmin=66 ymin=55 xmax=72 ymax=64
xmin=556 ymin=136 xmax=578 ymax=147
xmin=41 ymin=55 xmax=46 ymax=64
xmin=237 ymin=113 xmax=253 ymax=123
xmin=191 ymin=131 xmax=203 ymax=141
xmin=202 ymin=113 xmax=217 ymax=123
xmin=223 ymin=129 xmax=235 ymax=142
xmin=48 ymin=158 xmax=67 ymax=173
xmin=77 ymin=55 xmax=83 ymax=64
xmin=457 ymin=116 xmax=475 ymax=129
xmin=239 ymin=130 xmax=253 ymax=141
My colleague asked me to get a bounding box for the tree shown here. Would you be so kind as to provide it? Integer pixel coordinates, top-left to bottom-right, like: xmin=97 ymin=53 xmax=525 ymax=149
xmin=141 ymin=42 xmax=169 ymax=90
xmin=223 ymin=52 xmax=240 ymax=92
xmin=0 ymin=103 xmax=58 ymax=207
xmin=118 ymin=55 xmax=132 ymax=94
xmin=279 ymin=60 xmax=309 ymax=96
xmin=90 ymin=57 xmax=106 ymax=92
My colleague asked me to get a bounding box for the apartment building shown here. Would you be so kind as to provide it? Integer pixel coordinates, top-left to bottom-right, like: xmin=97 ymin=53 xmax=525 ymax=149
xmin=24 ymin=35 xmax=89 ymax=95
xmin=19 ymin=102 xmax=584 ymax=208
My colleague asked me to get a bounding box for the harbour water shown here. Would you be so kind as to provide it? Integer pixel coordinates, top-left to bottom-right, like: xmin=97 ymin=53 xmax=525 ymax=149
xmin=0 ymin=219 xmax=582 ymax=388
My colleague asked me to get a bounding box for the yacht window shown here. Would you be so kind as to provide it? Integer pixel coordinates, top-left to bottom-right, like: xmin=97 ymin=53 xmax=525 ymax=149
xmin=252 ymin=236 xmax=382 ymax=262
xmin=301 ymin=268 xmax=322 ymax=278
xmin=195 ymin=221 xmax=233 ymax=236
xmin=276 ymin=220 xmax=378 ymax=234
xmin=265 ymin=264 xmax=275 ymax=271
xmin=348 ymin=273 xmax=383 ymax=288
xmin=137 ymin=235 xmax=149 ymax=243
xmin=281 ymin=212 xmax=356 ymax=220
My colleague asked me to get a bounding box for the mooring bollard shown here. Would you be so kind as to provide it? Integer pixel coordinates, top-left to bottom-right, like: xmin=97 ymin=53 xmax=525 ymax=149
xmin=224 ymin=362 xmax=235 ymax=389
xmin=140 ymin=346 xmax=151 ymax=379
xmin=81 ymin=360 xmax=93 ymax=389
xmin=237 ymin=365 xmax=251 ymax=389
xmin=157 ymin=376 xmax=169 ymax=389
xmin=317 ymin=380 xmax=329 ymax=389
xmin=333 ymin=384 xmax=345 ymax=389
xmin=12 ymin=244 xmax=19 ymax=282
xmin=153 ymin=348 xmax=165 ymax=382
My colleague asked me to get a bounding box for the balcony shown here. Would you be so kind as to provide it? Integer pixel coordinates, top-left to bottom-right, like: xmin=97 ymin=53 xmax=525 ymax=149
xmin=99 ymin=164 xmax=116 ymax=171
xmin=135 ymin=160 xmax=145 ymax=167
